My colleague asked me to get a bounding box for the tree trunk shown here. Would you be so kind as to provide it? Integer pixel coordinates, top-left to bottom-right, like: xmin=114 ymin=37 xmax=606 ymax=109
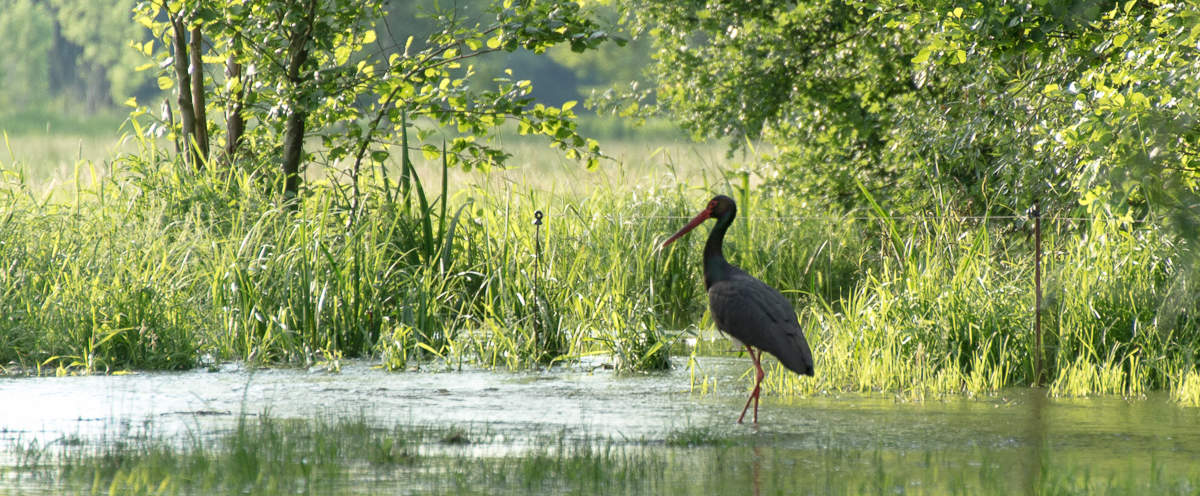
xmin=167 ymin=9 xmax=199 ymax=170
xmin=189 ymin=25 xmax=210 ymax=163
xmin=280 ymin=0 xmax=317 ymax=200
xmin=281 ymin=104 xmax=307 ymax=199
xmin=224 ymin=53 xmax=245 ymax=166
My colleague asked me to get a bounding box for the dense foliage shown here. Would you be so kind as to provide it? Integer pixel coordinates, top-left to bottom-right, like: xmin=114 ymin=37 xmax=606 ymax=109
xmin=616 ymin=0 xmax=1200 ymax=224
xmin=128 ymin=0 xmax=618 ymax=201
xmin=0 ymin=0 xmax=650 ymax=131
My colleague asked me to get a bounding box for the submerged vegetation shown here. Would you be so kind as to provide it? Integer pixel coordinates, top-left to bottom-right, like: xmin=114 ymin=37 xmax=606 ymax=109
xmin=5 ymin=412 xmax=1199 ymax=495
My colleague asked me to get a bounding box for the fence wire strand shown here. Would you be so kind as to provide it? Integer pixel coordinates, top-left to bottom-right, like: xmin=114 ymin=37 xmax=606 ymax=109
xmin=597 ymin=214 xmax=1101 ymax=223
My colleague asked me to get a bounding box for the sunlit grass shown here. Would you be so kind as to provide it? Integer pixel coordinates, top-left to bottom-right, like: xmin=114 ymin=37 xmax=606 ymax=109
xmin=1174 ymin=369 xmax=1200 ymax=407
xmin=1 ymin=129 xmax=1199 ymax=401
xmin=759 ymin=213 xmax=1193 ymax=399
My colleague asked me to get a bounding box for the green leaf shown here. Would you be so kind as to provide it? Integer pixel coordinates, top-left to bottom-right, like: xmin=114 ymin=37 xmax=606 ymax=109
xmin=421 ymin=144 xmax=440 ymax=160
xmin=1129 ymin=91 xmax=1148 ymax=108
xmin=334 ymin=45 xmax=352 ymax=65
xmin=157 ymin=76 xmax=174 ymax=90
xmin=416 ymin=342 xmax=444 ymax=358
xmin=912 ymin=48 xmax=931 ymax=64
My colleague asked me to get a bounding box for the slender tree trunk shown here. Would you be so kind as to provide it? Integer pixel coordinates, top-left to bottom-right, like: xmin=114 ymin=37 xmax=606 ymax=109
xmin=189 ymin=25 xmax=210 ymax=164
xmin=166 ymin=9 xmax=199 ymax=170
xmin=280 ymin=0 xmax=317 ymax=200
xmin=281 ymin=104 xmax=307 ymax=199
xmin=224 ymin=52 xmax=245 ymax=166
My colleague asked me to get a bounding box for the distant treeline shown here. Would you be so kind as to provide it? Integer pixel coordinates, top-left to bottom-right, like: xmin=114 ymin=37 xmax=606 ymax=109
xmin=0 ymin=0 xmax=151 ymax=114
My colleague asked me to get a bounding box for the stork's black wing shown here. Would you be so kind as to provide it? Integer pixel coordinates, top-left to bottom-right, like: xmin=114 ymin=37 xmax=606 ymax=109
xmin=708 ymin=268 xmax=814 ymax=376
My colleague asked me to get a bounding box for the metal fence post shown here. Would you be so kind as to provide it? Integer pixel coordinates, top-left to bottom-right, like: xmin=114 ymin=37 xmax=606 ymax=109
xmin=1032 ymin=204 xmax=1043 ymax=387
xmin=533 ymin=210 xmax=544 ymax=291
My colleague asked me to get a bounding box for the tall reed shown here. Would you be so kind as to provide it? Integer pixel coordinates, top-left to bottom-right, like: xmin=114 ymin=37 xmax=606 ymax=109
xmin=3 ymin=130 xmax=1198 ymax=400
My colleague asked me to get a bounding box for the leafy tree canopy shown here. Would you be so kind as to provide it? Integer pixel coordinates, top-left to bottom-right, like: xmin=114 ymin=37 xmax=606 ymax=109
xmin=615 ymin=0 xmax=1200 ymax=231
xmin=129 ymin=0 xmax=622 ymax=204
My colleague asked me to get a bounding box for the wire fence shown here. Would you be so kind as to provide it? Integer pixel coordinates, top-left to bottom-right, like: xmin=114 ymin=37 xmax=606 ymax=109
xmin=527 ymin=211 xmax=1117 ymax=246
xmin=599 ymin=214 xmax=1093 ymax=222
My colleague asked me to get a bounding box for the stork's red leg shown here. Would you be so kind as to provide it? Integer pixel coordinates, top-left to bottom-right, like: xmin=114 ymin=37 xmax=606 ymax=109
xmin=751 ymin=347 xmax=765 ymax=423
xmin=752 ymin=347 xmax=764 ymax=422
xmin=738 ymin=346 xmax=766 ymax=424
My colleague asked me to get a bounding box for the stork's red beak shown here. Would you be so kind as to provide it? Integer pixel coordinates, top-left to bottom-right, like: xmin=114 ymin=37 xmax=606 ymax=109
xmin=660 ymin=207 xmax=713 ymax=248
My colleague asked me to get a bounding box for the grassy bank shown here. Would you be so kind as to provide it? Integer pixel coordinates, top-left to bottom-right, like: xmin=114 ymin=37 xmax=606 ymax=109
xmin=0 ymin=131 xmax=1198 ymax=401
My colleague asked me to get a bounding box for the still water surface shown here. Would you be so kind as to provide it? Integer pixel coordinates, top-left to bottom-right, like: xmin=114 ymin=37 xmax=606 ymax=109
xmin=1 ymin=357 xmax=1198 ymax=493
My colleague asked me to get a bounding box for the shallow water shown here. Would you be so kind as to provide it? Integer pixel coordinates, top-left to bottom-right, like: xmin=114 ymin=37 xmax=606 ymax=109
xmin=2 ymin=357 xmax=1199 ymax=493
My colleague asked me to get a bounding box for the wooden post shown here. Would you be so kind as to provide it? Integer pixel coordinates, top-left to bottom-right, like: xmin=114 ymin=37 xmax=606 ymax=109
xmin=1033 ymin=204 xmax=1043 ymax=387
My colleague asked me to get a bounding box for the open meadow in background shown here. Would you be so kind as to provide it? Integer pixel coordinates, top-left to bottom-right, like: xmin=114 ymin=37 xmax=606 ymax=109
xmin=3 ymin=0 xmax=1200 ymax=493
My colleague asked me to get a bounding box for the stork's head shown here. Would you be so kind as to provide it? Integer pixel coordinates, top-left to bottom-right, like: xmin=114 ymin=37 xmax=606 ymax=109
xmin=660 ymin=195 xmax=736 ymax=248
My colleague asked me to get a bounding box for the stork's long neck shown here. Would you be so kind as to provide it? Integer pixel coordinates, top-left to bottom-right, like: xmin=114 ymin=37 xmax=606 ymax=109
xmin=703 ymin=208 xmax=735 ymax=289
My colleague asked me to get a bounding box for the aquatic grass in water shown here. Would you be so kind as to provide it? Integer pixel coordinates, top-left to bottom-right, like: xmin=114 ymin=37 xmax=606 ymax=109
xmin=1175 ymin=370 xmax=1200 ymax=407
xmin=5 ymin=413 xmax=1200 ymax=495
xmin=10 ymin=415 xmax=434 ymax=494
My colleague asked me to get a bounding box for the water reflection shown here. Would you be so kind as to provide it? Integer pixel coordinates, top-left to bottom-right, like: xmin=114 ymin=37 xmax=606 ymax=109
xmin=1 ymin=357 xmax=1198 ymax=490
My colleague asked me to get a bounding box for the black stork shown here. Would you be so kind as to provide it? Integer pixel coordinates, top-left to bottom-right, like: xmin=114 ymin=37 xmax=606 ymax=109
xmin=661 ymin=195 xmax=814 ymax=423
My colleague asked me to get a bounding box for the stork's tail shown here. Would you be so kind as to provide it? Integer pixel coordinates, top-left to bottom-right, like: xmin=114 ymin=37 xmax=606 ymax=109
xmin=774 ymin=329 xmax=814 ymax=376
